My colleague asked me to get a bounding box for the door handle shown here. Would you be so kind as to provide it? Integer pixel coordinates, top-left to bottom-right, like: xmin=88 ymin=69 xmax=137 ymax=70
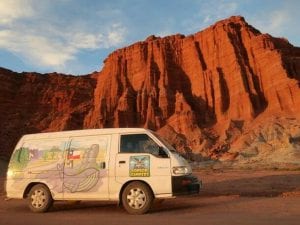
xmin=100 ymin=162 xmax=106 ymax=169
xmin=119 ymin=160 xmax=126 ymax=164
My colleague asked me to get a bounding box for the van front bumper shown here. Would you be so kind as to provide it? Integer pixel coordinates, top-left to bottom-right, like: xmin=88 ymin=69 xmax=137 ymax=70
xmin=172 ymin=175 xmax=202 ymax=196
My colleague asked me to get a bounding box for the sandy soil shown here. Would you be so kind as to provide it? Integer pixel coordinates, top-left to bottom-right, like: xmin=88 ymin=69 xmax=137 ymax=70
xmin=0 ymin=169 xmax=300 ymax=225
xmin=198 ymin=170 xmax=300 ymax=197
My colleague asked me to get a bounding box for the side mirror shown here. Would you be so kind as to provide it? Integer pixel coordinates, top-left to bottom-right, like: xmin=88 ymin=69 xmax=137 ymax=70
xmin=158 ymin=147 xmax=169 ymax=158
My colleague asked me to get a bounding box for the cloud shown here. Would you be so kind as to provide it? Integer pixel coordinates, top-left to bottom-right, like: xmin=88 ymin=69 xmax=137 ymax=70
xmin=0 ymin=0 xmax=127 ymax=72
xmin=157 ymin=30 xmax=173 ymax=38
xmin=181 ymin=0 xmax=299 ymax=47
xmin=108 ymin=24 xmax=127 ymax=46
xmin=69 ymin=23 xmax=127 ymax=50
xmin=181 ymin=0 xmax=238 ymax=32
xmin=246 ymin=1 xmax=300 ymax=46
xmin=0 ymin=0 xmax=34 ymax=25
xmin=0 ymin=29 xmax=77 ymax=69
xmin=0 ymin=26 xmax=127 ymax=71
xmin=269 ymin=11 xmax=289 ymax=32
xmin=200 ymin=0 xmax=238 ymax=24
xmin=249 ymin=9 xmax=291 ymax=37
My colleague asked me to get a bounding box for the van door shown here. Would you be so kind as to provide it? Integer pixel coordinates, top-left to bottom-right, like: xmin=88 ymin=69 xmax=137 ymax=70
xmin=63 ymin=135 xmax=110 ymax=200
xmin=115 ymin=133 xmax=172 ymax=195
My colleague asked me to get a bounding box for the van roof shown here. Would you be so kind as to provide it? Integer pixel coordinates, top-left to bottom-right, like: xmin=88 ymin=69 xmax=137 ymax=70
xmin=21 ymin=128 xmax=153 ymax=140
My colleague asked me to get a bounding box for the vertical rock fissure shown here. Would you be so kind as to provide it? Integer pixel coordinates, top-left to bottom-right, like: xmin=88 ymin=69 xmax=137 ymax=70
xmin=216 ymin=67 xmax=230 ymax=113
xmin=194 ymin=41 xmax=207 ymax=71
xmin=236 ymin=25 xmax=268 ymax=113
xmin=227 ymin=25 xmax=267 ymax=116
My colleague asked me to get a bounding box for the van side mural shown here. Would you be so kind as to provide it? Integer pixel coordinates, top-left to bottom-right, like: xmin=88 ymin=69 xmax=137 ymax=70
xmin=9 ymin=136 xmax=109 ymax=194
xmin=129 ymin=155 xmax=150 ymax=177
xmin=63 ymin=136 xmax=108 ymax=193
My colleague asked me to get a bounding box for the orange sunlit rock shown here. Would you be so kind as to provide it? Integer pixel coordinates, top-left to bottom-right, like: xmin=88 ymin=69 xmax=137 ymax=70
xmin=1 ymin=16 xmax=300 ymax=164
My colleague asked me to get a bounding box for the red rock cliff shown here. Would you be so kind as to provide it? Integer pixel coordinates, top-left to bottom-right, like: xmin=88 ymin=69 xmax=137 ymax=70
xmin=0 ymin=68 xmax=96 ymax=159
xmin=1 ymin=16 xmax=300 ymax=165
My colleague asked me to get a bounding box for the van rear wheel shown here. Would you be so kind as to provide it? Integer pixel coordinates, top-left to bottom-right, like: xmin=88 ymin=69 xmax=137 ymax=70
xmin=28 ymin=184 xmax=53 ymax=213
xmin=122 ymin=181 xmax=153 ymax=214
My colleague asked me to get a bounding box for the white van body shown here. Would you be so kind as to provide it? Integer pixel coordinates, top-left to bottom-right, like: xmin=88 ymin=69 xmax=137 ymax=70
xmin=6 ymin=128 xmax=201 ymax=214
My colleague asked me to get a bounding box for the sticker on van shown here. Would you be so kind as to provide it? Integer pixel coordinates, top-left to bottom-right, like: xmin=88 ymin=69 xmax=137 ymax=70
xmin=129 ymin=155 xmax=150 ymax=177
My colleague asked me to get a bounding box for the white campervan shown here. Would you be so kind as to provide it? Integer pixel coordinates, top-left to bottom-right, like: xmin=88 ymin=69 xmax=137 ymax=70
xmin=6 ymin=128 xmax=201 ymax=214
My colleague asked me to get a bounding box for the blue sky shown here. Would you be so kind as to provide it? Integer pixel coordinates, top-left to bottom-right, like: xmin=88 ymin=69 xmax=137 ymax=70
xmin=0 ymin=0 xmax=299 ymax=75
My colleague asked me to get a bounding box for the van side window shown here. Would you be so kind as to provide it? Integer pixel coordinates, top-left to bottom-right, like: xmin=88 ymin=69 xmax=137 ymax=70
xmin=9 ymin=139 xmax=67 ymax=171
xmin=120 ymin=134 xmax=161 ymax=156
xmin=67 ymin=136 xmax=109 ymax=170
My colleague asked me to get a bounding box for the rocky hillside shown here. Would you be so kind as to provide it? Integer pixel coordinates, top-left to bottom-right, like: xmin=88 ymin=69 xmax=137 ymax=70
xmin=1 ymin=16 xmax=300 ymax=167
xmin=0 ymin=69 xmax=96 ymax=160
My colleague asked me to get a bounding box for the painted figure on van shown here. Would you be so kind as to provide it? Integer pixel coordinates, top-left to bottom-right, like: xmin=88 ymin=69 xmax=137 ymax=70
xmin=63 ymin=144 xmax=101 ymax=192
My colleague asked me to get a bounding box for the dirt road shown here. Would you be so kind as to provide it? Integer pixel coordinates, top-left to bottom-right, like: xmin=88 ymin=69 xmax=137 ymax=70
xmin=1 ymin=170 xmax=300 ymax=225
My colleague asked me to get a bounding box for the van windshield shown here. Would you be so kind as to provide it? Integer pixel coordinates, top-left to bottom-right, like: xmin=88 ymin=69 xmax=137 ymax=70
xmin=150 ymin=131 xmax=177 ymax=152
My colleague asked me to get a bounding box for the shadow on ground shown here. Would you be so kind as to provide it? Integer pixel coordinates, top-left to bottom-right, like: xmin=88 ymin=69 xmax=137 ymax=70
xmin=199 ymin=174 xmax=300 ymax=197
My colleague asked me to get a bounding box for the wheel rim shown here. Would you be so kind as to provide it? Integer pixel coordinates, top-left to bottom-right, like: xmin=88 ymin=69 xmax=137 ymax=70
xmin=126 ymin=188 xmax=147 ymax=209
xmin=31 ymin=189 xmax=47 ymax=209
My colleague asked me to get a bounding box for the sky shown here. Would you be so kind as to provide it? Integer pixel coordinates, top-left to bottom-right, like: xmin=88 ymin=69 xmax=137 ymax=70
xmin=0 ymin=0 xmax=299 ymax=75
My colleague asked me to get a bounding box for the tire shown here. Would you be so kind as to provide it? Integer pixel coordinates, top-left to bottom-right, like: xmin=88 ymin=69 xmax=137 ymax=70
xmin=121 ymin=181 xmax=153 ymax=215
xmin=27 ymin=184 xmax=53 ymax=213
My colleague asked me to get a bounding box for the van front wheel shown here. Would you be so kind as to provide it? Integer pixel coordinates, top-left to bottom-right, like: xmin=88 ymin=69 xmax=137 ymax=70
xmin=28 ymin=184 xmax=53 ymax=213
xmin=122 ymin=181 xmax=153 ymax=214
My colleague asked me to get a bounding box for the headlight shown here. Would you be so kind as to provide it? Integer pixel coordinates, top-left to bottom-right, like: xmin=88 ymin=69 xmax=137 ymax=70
xmin=172 ymin=166 xmax=188 ymax=175
xmin=7 ymin=170 xmax=14 ymax=178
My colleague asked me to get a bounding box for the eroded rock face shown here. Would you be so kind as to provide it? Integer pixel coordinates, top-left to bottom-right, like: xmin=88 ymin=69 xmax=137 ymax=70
xmin=1 ymin=16 xmax=300 ymax=166
xmin=0 ymin=68 xmax=96 ymax=159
